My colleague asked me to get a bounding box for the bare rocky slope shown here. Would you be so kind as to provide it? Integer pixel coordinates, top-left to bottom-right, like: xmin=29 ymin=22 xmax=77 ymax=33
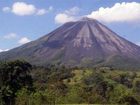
xmin=0 ymin=18 xmax=140 ymax=69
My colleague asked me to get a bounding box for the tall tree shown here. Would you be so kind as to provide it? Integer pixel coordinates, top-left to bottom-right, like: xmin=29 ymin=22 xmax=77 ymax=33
xmin=0 ymin=60 xmax=33 ymax=105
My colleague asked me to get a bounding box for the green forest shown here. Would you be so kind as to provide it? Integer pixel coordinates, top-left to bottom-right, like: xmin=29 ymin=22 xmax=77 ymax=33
xmin=0 ymin=60 xmax=140 ymax=105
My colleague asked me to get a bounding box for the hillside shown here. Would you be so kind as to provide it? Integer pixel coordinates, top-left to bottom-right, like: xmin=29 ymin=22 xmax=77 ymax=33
xmin=0 ymin=18 xmax=140 ymax=69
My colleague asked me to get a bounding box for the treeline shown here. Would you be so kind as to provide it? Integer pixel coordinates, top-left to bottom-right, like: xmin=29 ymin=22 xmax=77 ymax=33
xmin=0 ymin=60 xmax=140 ymax=105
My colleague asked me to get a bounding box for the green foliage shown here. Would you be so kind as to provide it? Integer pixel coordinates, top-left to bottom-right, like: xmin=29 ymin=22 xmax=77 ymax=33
xmin=1 ymin=62 xmax=140 ymax=105
xmin=0 ymin=60 xmax=33 ymax=105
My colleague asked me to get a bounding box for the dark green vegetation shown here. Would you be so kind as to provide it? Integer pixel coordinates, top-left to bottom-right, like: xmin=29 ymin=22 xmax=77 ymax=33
xmin=0 ymin=60 xmax=140 ymax=105
xmin=0 ymin=60 xmax=33 ymax=105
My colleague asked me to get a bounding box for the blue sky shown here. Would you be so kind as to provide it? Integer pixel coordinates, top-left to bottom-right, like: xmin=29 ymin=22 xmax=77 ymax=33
xmin=0 ymin=0 xmax=140 ymax=52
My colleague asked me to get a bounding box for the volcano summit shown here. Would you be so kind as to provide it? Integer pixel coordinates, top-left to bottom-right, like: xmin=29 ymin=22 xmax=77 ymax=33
xmin=0 ymin=18 xmax=140 ymax=69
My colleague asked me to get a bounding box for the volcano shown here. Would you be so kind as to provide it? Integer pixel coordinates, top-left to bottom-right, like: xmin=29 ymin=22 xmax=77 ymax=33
xmin=0 ymin=18 xmax=140 ymax=69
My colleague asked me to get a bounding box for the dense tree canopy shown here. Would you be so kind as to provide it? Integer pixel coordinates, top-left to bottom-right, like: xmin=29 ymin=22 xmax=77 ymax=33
xmin=0 ymin=60 xmax=33 ymax=105
xmin=0 ymin=61 xmax=140 ymax=105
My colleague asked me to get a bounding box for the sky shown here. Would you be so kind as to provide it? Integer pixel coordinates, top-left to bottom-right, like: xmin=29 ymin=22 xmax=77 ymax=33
xmin=0 ymin=0 xmax=140 ymax=52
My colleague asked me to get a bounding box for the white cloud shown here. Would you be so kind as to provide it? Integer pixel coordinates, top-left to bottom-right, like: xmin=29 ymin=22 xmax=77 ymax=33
xmin=18 ymin=37 xmax=31 ymax=44
xmin=3 ymin=2 xmax=53 ymax=16
xmin=87 ymin=2 xmax=140 ymax=23
xmin=2 ymin=33 xmax=31 ymax=45
xmin=36 ymin=6 xmax=53 ymax=15
xmin=2 ymin=7 xmax=10 ymax=12
xmin=12 ymin=2 xmax=36 ymax=16
xmin=36 ymin=9 xmax=47 ymax=15
xmin=0 ymin=49 xmax=9 ymax=52
xmin=65 ymin=6 xmax=80 ymax=15
xmin=55 ymin=7 xmax=80 ymax=24
xmin=48 ymin=6 xmax=53 ymax=11
xmin=55 ymin=13 xmax=76 ymax=24
xmin=136 ymin=42 xmax=140 ymax=46
xmin=3 ymin=33 xmax=17 ymax=39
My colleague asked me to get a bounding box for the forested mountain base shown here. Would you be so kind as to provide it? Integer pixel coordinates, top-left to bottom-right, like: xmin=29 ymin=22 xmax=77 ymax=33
xmin=0 ymin=60 xmax=140 ymax=105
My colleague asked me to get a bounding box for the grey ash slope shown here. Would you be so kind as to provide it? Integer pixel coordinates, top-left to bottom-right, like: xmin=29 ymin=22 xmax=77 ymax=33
xmin=0 ymin=18 xmax=140 ymax=69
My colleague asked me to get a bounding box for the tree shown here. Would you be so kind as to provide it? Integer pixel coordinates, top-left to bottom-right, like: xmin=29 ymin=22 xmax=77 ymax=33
xmin=0 ymin=60 xmax=33 ymax=105
xmin=119 ymin=96 xmax=139 ymax=105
